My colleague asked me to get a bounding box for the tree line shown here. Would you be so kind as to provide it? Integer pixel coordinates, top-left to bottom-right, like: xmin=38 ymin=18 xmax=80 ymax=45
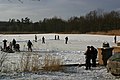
xmin=0 ymin=9 xmax=120 ymax=34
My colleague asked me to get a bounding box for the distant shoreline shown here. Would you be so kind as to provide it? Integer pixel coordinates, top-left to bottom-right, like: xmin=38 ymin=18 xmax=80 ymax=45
xmin=0 ymin=30 xmax=120 ymax=36
xmin=87 ymin=30 xmax=120 ymax=36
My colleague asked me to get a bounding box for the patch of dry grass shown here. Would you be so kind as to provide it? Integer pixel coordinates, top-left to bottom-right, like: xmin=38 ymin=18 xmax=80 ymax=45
xmin=0 ymin=52 xmax=8 ymax=72
xmin=43 ymin=54 xmax=63 ymax=71
xmin=19 ymin=52 xmax=42 ymax=72
xmin=0 ymin=52 xmax=63 ymax=73
xmin=88 ymin=29 xmax=120 ymax=36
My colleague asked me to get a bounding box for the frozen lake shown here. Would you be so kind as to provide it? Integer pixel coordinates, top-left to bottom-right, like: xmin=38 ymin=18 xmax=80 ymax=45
xmin=0 ymin=34 xmax=117 ymax=51
xmin=0 ymin=34 xmax=119 ymax=80
xmin=0 ymin=34 xmax=117 ymax=64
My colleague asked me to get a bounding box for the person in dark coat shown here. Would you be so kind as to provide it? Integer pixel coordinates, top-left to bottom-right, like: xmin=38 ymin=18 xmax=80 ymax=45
xmin=42 ymin=36 xmax=45 ymax=44
xmin=65 ymin=36 xmax=68 ymax=44
xmin=57 ymin=35 xmax=60 ymax=40
xmin=3 ymin=39 xmax=7 ymax=50
xmin=12 ymin=39 xmax=16 ymax=49
xmin=84 ymin=46 xmax=92 ymax=70
xmin=55 ymin=35 xmax=57 ymax=40
xmin=114 ymin=35 xmax=117 ymax=43
xmin=15 ymin=44 xmax=20 ymax=52
xmin=27 ymin=40 xmax=33 ymax=52
xmin=91 ymin=46 xmax=98 ymax=67
xmin=35 ymin=35 xmax=37 ymax=42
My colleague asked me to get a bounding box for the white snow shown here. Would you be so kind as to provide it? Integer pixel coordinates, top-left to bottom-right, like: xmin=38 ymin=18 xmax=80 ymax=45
xmin=0 ymin=34 xmax=119 ymax=80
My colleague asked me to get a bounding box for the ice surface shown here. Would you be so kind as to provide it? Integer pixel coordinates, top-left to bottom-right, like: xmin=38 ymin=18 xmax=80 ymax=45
xmin=0 ymin=34 xmax=119 ymax=80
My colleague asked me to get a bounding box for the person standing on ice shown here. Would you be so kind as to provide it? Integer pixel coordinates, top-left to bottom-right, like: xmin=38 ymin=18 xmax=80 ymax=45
xmin=42 ymin=36 xmax=45 ymax=44
xmin=35 ymin=35 xmax=37 ymax=42
xmin=84 ymin=46 xmax=92 ymax=70
xmin=27 ymin=40 xmax=33 ymax=52
xmin=12 ymin=39 xmax=16 ymax=49
xmin=3 ymin=39 xmax=7 ymax=50
xmin=65 ymin=36 xmax=68 ymax=44
xmin=58 ymin=35 xmax=60 ymax=40
xmin=91 ymin=46 xmax=98 ymax=67
xmin=55 ymin=35 xmax=57 ymax=40
xmin=114 ymin=35 xmax=117 ymax=43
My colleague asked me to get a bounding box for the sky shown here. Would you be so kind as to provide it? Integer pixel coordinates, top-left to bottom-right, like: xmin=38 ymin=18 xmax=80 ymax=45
xmin=0 ymin=0 xmax=120 ymax=22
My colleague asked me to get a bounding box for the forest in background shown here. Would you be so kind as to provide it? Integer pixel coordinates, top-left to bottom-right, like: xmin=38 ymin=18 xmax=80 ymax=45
xmin=0 ymin=9 xmax=120 ymax=34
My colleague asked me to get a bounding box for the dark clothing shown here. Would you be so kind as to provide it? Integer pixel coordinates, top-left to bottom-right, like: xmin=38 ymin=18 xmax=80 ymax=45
xmin=84 ymin=47 xmax=92 ymax=70
xmin=3 ymin=39 xmax=7 ymax=49
xmin=85 ymin=57 xmax=91 ymax=70
xmin=12 ymin=39 xmax=16 ymax=49
xmin=15 ymin=44 xmax=20 ymax=52
xmin=42 ymin=37 xmax=45 ymax=44
xmin=55 ymin=35 xmax=57 ymax=40
xmin=27 ymin=40 xmax=33 ymax=51
xmin=114 ymin=35 xmax=117 ymax=43
xmin=101 ymin=48 xmax=113 ymax=66
xmin=35 ymin=35 xmax=37 ymax=42
xmin=58 ymin=35 xmax=60 ymax=40
xmin=55 ymin=35 xmax=60 ymax=40
xmin=91 ymin=46 xmax=98 ymax=67
xmin=65 ymin=37 xmax=68 ymax=44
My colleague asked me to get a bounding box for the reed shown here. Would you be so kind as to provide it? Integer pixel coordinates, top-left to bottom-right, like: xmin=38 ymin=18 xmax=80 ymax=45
xmin=43 ymin=54 xmax=63 ymax=71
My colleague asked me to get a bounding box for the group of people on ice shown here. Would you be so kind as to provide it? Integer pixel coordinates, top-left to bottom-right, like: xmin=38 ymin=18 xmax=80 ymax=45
xmin=35 ymin=35 xmax=69 ymax=44
xmin=2 ymin=39 xmax=20 ymax=53
xmin=1 ymin=35 xmax=99 ymax=71
xmin=1 ymin=35 xmax=69 ymax=52
xmin=2 ymin=39 xmax=33 ymax=52
xmin=84 ymin=46 xmax=98 ymax=70
xmin=28 ymin=35 xmax=69 ymax=52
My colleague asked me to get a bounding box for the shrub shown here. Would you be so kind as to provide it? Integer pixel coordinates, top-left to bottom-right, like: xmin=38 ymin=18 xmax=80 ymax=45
xmin=19 ymin=52 xmax=42 ymax=72
xmin=0 ymin=52 xmax=8 ymax=72
xmin=43 ymin=54 xmax=63 ymax=71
